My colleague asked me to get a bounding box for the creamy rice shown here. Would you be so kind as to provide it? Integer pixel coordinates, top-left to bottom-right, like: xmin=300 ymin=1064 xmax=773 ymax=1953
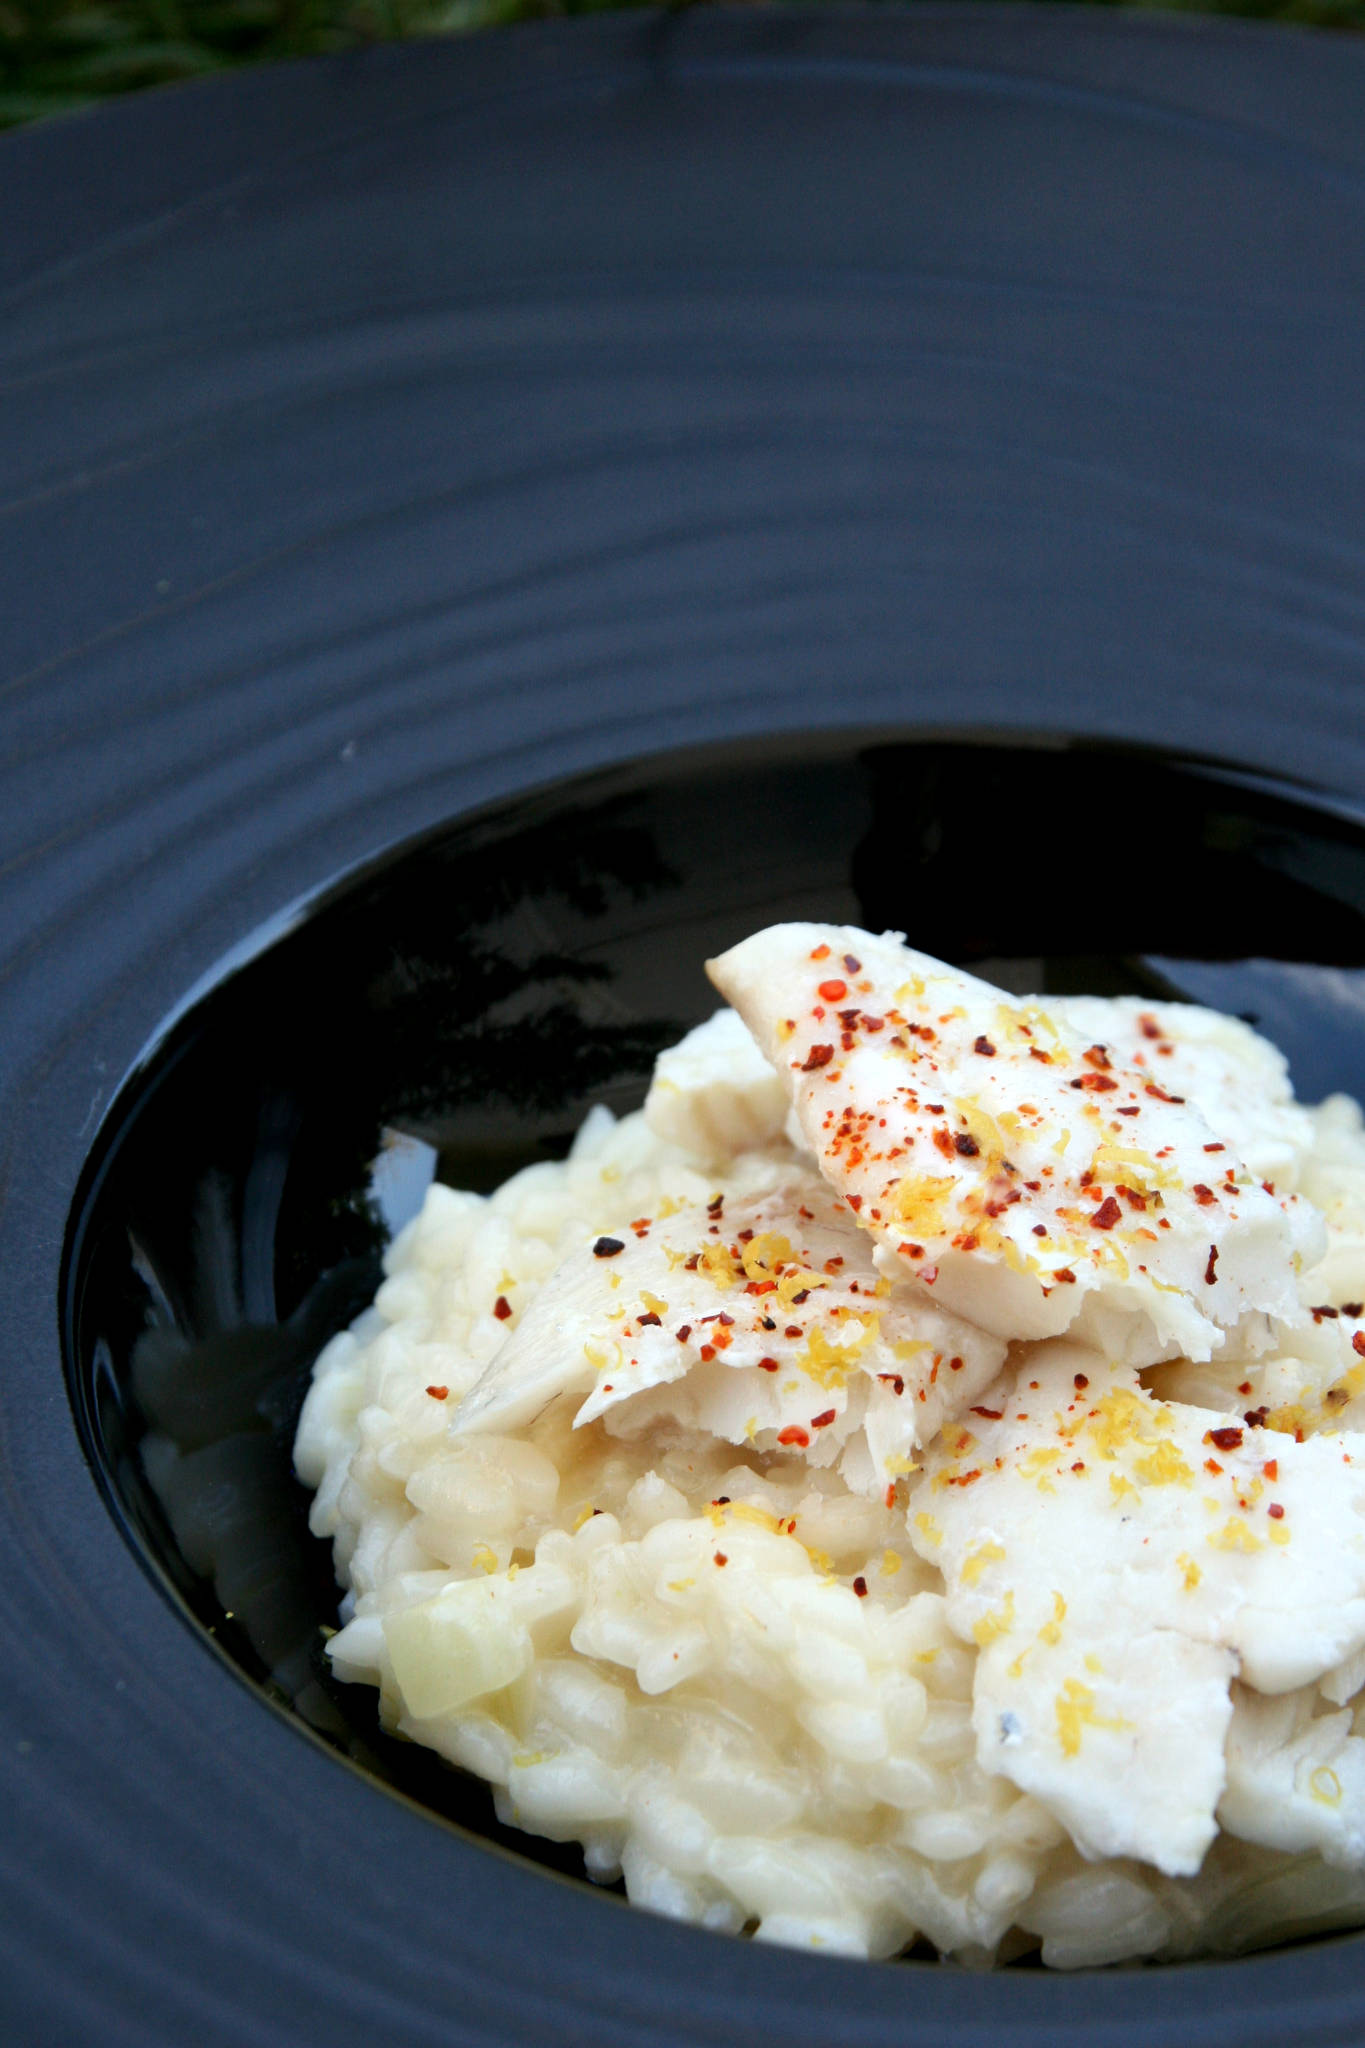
xmin=295 ymin=934 xmax=1365 ymax=1968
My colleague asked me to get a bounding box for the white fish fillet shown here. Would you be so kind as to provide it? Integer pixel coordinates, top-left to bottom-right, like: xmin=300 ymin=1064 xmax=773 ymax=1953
xmin=454 ymin=1169 xmax=1005 ymax=1494
xmin=708 ymin=924 xmax=1323 ymax=1364
xmin=909 ymin=1340 xmax=1365 ymax=1874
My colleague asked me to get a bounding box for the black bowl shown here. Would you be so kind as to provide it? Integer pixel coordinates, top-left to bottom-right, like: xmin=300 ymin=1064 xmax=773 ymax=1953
xmin=63 ymin=729 xmax=1365 ymax=2000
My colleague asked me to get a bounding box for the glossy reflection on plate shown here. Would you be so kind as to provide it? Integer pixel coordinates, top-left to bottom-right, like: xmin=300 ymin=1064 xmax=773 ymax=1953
xmin=61 ymin=730 xmax=1365 ymax=1941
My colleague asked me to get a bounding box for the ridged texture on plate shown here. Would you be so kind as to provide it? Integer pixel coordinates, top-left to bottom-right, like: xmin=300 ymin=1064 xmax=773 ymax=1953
xmin=3 ymin=10 xmax=1365 ymax=2046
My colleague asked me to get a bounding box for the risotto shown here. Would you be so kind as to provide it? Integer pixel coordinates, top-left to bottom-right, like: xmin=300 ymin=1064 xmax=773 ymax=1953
xmin=294 ymin=926 xmax=1365 ymax=1968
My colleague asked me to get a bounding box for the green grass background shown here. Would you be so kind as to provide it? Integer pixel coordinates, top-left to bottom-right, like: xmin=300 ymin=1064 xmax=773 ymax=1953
xmin=2 ymin=0 xmax=1361 ymax=128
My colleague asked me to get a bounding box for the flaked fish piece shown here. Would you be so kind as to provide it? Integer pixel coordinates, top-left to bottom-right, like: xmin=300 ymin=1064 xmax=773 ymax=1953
xmin=1047 ymin=995 xmax=1315 ymax=1190
xmin=643 ymin=1008 xmax=788 ymax=1163
xmin=1220 ymin=1685 xmax=1365 ymax=1870
xmin=1148 ymin=1301 xmax=1365 ymax=1437
xmin=708 ymin=924 xmax=1323 ymax=1364
xmin=453 ymin=1170 xmax=1005 ymax=1496
xmin=908 ymin=1340 xmax=1365 ymax=1875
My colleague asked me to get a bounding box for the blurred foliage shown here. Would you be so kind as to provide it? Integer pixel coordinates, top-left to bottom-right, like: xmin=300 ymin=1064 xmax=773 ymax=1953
xmin=1 ymin=0 xmax=1362 ymax=128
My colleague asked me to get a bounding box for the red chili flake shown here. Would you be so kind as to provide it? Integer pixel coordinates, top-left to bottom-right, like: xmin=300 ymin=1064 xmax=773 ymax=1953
xmin=1343 ymin=1303 xmax=1364 ymax=1318
xmin=1353 ymin=1332 xmax=1365 ymax=1358
xmin=877 ymin=1373 xmax=905 ymax=1395
xmin=1263 ymin=1459 xmax=1278 ymax=1481
xmin=707 ymin=1194 xmax=724 ymax=1218
xmin=1138 ymin=1014 xmax=1162 ymax=1039
xmin=843 ymin=953 xmax=862 ymax=973
xmin=1205 ymin=1426 xmax=1243 ymax=1451
xmin=1144 ymin=1082 xmax=1186 ymax=1104
xmin=778 ymin=1425 xmax=811 ymax=1448
xmin=700 ymin=1345 xmax=716 ymax=1362
xmin=790 ymin=1289 xmax=811 ymax=1306
xmin=714 ymin=1551 xmax=728 ymax=1566
xmin=1032 ymin=1223 xmax=1047 ymax=1237
xmin=944 ymin=1469 xmax=983 ymax=1489
xmin=1090 ymin=1196 xmax=1123 ymax=1230
xmin=784 ymin=1324 xmax=803 ymax=1339
xmin=1312 ymin=1305 xmax=1339 ymax=1322
xmin=925 ymin=1104 xmax=944 ymax=1115
xmin=750 ymin=1358 xmax=779 ymax=1375
xmin=1053 ymin=1267 xmax=1077 ymax=1285
xmin=1191 ymin=1184 xmax=1217 ymax=1208
xmin=1205 ymin=1458 xmax=1223 ymax=1475
xmin=1071 ymin=1074 xmax=1119 ymax=1093
xmin=811 ymin=1409 xmax=837 ymax=1430
xmin=1268 ymin=1503 xmax=1285 ymax=1521
xmin=810 ymin=944 xmax=831 ymax=960
xmin=971 ymin=1406 xmax=1003 ymax=1420
xmin=592 ymin=1236 xmax=624 ymax=1258
xmin=846 ymin=1193 xmax=863 ymax=1212
xmin=1244 ymin=1406 xmax=1270 ymax=1429
xmin=864 ymin=1015 xmax=885 ymax=1032
xmin=1203 ymin=1143 xmax=1226 ymax=1154
xmin=800 ymin=1044 xmax=835 ymax=1071
xmin=949 ymin=1355 xmax=964 ymax=1372
xmin=684 ymin=1253 xmax=700 ymax=1270
xmin=1117 ymin=1104 xmax=1141 ymax=1117
xmin=819 ymin=978 xmax=848 ymax=1002
xmin=637 ymin=1311 xmax=661 ymax=1327
xmin=1071 ymin=1461 xmax=1085 ymax=1473
xmin=1074 ymin=1373 xmax=1090 ymax=1389
xmin=953 ymin=1132 xmax=980 ymax=1157
xmin=973 ymin=1035 xmax=996 ymax=1057
xmin=1083 ymin=1044 xmax=1112 ymax=1071
xmin=1029 ymin=1047 xmax=1052 ymax=1064
xmin=676 ymin=1324 xmax=692 ymax=1343
xmin=1205 ymin=1245 xmax=1219 ymax=1286
xmin=852 ymin=1575 xmax=869 ymax=1598
xmin=425 ymin=1384 xmax=449 ymax=1400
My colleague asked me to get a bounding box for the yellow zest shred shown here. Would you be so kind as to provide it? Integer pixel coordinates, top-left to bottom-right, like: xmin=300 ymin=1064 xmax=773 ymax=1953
xmin=1134 ymin=1441 xmax=1195 ymax=1488
xmin=741 ymin=1232 xmax=797 ymax=1283
xmin=698 ymin=1241 xmax=739 ymax=1290
xmin=1208 ymin=1516 xmax=1263 ymax=1555
xmin=889 ymin=1174 xmax=956 ymax=1236
xmin=1056 ymin=1679 xmax=1130 ymax=1758
xmin=972 ymin=1591 xmax=1017 ymax=1647
xmin=962 ymin=1539 xmax=1007 ymax=1588
xmin=1310 ymin=1766 xmax=1344 ymax=1807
